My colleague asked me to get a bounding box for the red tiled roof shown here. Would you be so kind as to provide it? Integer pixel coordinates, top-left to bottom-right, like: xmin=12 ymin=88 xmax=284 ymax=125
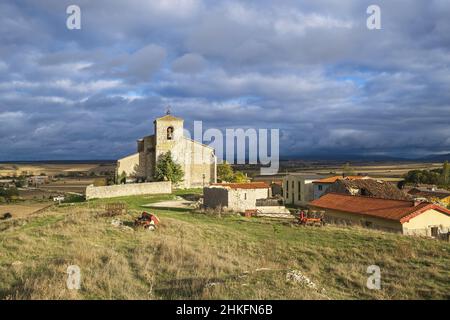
xmin=211 ymin=182 xmax=270 ymax=189
xmin=312 ymin=175 xmax=368 ymax=184
xmin=309 ymin=193 xmax=450 ymax=223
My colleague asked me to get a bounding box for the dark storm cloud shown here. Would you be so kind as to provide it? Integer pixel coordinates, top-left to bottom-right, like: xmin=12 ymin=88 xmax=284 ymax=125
xmin=0 ymin=0 xmax=449 ymax=160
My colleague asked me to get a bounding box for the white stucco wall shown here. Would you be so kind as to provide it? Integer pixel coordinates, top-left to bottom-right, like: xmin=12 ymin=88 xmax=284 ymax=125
xmin=402 ymin=209 xmax=450 ymax=236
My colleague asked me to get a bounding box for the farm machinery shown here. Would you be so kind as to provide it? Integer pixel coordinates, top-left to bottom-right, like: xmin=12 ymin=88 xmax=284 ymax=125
xmin=295 ymin=210 xmax=325 ymax=227
xmin=134 ymin=211 xmax=160 ymax=231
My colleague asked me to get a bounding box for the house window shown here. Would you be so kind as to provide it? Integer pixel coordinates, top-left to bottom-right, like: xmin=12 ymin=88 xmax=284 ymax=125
xmin=244 ymin=193 xmax=247 ymax=200
xmin=167 ymin=126 xmax=174 ymax=140
xmin=298 ymin=182 xmax=301 ymax=201
xmin=318 ymin=185 xmax=323 ymax=191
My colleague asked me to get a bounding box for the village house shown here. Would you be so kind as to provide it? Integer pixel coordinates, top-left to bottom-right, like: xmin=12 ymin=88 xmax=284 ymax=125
xmin=203 ymin=182 xmax=272 ymax=212
xmin=312 ymin=175 xmax=369 ymax=199
xmin=407 ymin=186 xmax=450 ymax=206
xmin=309 ymin=193 xmax=450 ymax=237
xmin=27 ymin=175 xmax=49 ymax=186
xmin=283 ymin=173 xmax=322 ymax=206
xmin=324 ymin=178 xmax=410 ymax=200
xmin=116 ymin=113 xmax=217 ymax=188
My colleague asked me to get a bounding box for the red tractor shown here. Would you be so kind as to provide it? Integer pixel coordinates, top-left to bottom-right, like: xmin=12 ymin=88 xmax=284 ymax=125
xmin=296 ymin=210 xmax=325 ymax=227
xmin=134 ymin=212 xmax=160 ymax=231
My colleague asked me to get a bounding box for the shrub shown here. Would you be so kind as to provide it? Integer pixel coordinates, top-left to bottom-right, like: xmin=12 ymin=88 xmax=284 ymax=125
xmin=61 ymin=194 xmax=85 ymax=203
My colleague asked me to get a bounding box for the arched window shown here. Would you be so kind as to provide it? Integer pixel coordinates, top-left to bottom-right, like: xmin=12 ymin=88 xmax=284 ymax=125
xmin=167 ymin=126 xmax=174 ymax=140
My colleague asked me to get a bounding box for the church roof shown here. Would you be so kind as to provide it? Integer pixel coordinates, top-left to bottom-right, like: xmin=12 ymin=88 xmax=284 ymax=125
xmin=155 ymin=114 xmax=183 ymax=122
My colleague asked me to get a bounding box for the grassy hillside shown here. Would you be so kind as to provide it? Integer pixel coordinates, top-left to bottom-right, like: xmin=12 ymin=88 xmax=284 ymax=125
xmin=0 ymin=192 xmax=449 ymax=300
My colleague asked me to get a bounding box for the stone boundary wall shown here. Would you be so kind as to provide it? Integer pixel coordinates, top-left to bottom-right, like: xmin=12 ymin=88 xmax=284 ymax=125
xmin=86 ymin=181 xmax=172 ymax=200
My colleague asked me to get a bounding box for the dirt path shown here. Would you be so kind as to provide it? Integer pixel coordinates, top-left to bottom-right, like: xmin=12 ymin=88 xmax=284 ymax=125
xmin=142 ymin=199 xmax=195 ymax=209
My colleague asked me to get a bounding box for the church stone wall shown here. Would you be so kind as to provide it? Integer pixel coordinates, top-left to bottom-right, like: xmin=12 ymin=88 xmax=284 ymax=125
xmin=86 ymin=181 xmax=171 ymax=200
xmin=184 ymin=139 xmax=216 ymax=187
xmin=116 ymin=153 xmax=140 ymax=178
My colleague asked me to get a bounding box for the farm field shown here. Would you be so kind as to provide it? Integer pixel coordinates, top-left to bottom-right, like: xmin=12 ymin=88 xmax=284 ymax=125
xmin=0 ymin=161 xmax=115 ymax=177
xmin=235 ymin=161 xmax=444 ymax=179
xmin=39 ymin=178 xmax=96 ymax=194
xmin=0 ymin=192 xmax=448 ymax=300
xmin=0 ymin=202 xmax=53 ymax=219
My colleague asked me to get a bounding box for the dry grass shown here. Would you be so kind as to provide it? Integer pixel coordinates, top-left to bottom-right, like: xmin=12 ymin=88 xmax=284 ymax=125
xmin=0 ymin=197 xmax=449 ymax=300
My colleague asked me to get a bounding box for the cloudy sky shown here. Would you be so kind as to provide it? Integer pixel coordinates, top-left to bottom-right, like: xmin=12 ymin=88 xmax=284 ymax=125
xmin=1 ymin=0 xmax=449 ymax=161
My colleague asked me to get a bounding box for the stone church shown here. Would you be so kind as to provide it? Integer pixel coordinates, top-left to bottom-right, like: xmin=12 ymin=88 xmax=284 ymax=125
xmin=116 ymin=113 xmax=217 ymax=188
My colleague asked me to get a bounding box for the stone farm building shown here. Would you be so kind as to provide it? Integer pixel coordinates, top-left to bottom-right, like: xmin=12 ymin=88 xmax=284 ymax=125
xmin=117 ymin=114 xmax=217 ymax=188
xmin=203 ymin=182 xmax=271 ymax=212
xmin=309 ymin=193 xmax=450 ymax=237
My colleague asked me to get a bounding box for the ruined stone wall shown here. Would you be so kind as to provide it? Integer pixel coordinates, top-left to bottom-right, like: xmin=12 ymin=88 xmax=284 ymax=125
xmin=86 ymin=181 xmax=171 ymax=199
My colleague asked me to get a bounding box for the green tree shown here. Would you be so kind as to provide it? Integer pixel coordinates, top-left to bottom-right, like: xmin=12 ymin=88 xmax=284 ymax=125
xmin=117 ymin=171 xmax=127 ymax=184
xmin=217 ymin=161 xmax=234 ymax=182
xmin=342 ymin=162 xmax=355 ymax=176
xmin=0 ymin=187 xmax=19 ymax=202
xmin=14 ymin=176 xmax=26 ymax=188
xmin=154 ymin=151 xmax=184 ymax=184
xmin=232 ymin=171 xmax=248 ymax=183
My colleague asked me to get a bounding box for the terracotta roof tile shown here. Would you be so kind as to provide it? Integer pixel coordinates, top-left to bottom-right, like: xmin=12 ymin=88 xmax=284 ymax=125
xmin=309 ymin=193 xmax=450 ymax=223
xmin=211 ymin=182 xmax=270 ymax=189
xmin=312 ymin=175 xmax=368 ymax=184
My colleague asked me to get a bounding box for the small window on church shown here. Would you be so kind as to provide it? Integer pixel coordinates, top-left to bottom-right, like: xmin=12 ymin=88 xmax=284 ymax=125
xmin=167 ymin=126 xmax=174 ymax=140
